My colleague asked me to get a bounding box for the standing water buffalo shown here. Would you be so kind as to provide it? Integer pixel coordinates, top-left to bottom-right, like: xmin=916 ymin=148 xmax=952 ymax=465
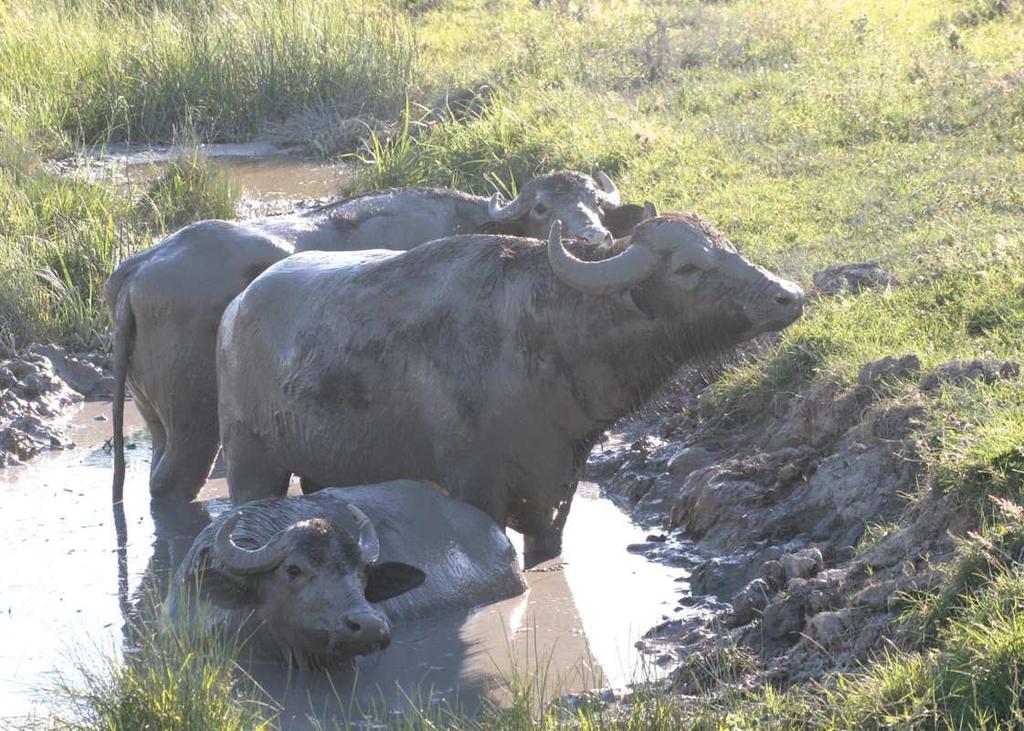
xmin=217 ymin=213 xmax=804 ymax=566
xmin=109 ymin=171 xmax=632 ymax=503
xmin=166 ymin=480 xmax=525 ymax=669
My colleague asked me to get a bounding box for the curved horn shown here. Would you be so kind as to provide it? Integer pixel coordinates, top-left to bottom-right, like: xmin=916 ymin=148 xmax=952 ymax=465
xmin=547 ymin=220 xmax=661 ymax=295
xmin=347 ymin=505 xmax=380 ymax=563
xmin=214 ymin=512 xmax=297 ymax=574
xmin=488 ymin=189 xmax=531 ymax=222
xmin=596 ymin=171 xmax=621 ymax=208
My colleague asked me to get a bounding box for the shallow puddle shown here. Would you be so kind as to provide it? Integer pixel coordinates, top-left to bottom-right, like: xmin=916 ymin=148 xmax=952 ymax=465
xmin=0 ymin=401 xmax=697 ymax=726
xmin=53 ymin=141 xmax=356 ymax=208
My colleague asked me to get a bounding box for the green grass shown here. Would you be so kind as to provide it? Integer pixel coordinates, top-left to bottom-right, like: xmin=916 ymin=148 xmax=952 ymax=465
xmin=137 ymin=153 xmax=241 ymax=233
xmin=35 ymin=618 xmax=277 ymax=730
xmin=0 ymin=137 xmax=240 ymax=349
xmin=0 ymin=141 xmax=133 ymax=348
xmin=5 ymin=0 xmax=1024 ymax=726
xmin=0 ymin=0 xmax=415 ymax=151
xmin=816 ymin=567 xmax=1024 ymax=730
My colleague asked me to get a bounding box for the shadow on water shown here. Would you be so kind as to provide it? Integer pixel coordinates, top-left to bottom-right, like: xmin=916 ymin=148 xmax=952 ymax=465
xmin=1 ymin=401 xmax=692 ymax=725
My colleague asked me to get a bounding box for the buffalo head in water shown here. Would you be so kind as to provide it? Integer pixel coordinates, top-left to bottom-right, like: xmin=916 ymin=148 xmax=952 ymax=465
xmin=188 ymin=505 xmax=424 ymax=668
xmin=166 ymin=482 xmax=525 ymax=669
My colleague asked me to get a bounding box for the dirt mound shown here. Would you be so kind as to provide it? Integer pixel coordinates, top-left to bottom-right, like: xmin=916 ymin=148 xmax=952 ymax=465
xmin=812 ymin=261 xmax=896 ymax=296
xmin=0 ymin=345 xmax=111 ymax=466
xmin=591 ymin=352 xmax=1019 ymax=690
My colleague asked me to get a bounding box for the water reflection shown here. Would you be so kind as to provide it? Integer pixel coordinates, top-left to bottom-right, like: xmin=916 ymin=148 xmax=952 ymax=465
xmin=0 ymin=402 xmax=688 ymax=724
xmin=115 ymin=498 xmax=218 ymax=634
xmin=56 ymin=142 xmax=355 ymax=206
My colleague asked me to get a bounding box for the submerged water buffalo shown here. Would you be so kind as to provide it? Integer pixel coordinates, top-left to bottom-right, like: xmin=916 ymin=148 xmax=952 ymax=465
xmin=109 ymin=171 xmax=631 ymax=503
xmin=166 ymin=480 xmax=525 ymax=669
xmin=217 ymin=213 xmax=804 ymax=566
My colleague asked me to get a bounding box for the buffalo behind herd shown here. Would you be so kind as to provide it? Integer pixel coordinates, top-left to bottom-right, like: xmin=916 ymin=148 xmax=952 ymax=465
xmin=105 ymin=170 xmax=804 ymax=669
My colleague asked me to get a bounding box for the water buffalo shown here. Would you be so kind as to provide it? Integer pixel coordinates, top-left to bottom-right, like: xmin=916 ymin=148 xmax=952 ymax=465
xmin=109 ymin=171 xmax=630 ymax=503
xmin=216 ymin=213 xmax=804 ymax=566
xmin=166 ymin=480 xmax=525 ymax=669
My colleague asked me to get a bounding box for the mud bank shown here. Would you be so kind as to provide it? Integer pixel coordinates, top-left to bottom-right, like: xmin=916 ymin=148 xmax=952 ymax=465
xmin=0 ymin=345 xmax=112 ymax=467
xmin=590 ymin=351 xmax=1019 ymax=703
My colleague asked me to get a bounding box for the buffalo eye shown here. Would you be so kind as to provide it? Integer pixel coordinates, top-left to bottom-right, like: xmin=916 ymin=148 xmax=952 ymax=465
xmin=674 ymin=264 xmax=700 ymax=276
xmin=285 ymin=563 xmax=304 ymax=579
xmin=531 ymin=202 xmax=548 ymax=217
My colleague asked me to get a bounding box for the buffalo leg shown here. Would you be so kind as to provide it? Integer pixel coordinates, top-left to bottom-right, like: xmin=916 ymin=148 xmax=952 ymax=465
xmin=150 ymin=428 xmax=220 ymax=501
xmin=129 ymin=385 xmax=166 ymax=481
xmin=445 ymin=455 xmax=566 ymax=568
xmin=523 ymin=531 xmax=564 ymax=569
xmin=222 ymin=423 xmax=291 ymax=503
xmin=523 ymin=487 xmax=575 ymax=569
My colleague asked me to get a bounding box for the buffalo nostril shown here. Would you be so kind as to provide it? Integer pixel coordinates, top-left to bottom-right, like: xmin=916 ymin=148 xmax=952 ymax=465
xmin=341 ymin=612 xmax=388 ymax=642
xmin=775 ymin=295 xmax=792 ymax=305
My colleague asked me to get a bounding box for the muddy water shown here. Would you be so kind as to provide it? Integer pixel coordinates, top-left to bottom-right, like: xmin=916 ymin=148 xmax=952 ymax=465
xmin=55 ymin=142 xmax=356 ymax=209
xmin=0 ymin=401 xmax=696 ymax=725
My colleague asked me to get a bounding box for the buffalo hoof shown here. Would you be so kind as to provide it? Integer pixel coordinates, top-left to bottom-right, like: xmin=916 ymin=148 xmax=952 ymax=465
xmin=523 ymin=532 xmax=563 ymax=569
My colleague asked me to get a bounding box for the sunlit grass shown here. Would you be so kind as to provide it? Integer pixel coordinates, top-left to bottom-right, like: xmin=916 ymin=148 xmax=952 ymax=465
xmin=0 ymin=136 xmax=239 ymax=349
xmin=30 ymin=619 xmax=277 ymax=730
xmin=0 ymin=0 xmax=414 ymax=150
xmin=5 ymin=0 xmax=1024 ymax=724
xmin=137 ymin=153 xmax=241 ymax=233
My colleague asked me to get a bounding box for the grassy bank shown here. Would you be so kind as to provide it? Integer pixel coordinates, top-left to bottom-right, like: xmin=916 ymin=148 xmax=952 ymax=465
xmin=0 ymin=0 xmax=414 ymax=151
xmin=6 ymin=0 xmax=1024 ymax=727
xmin=0 ymin=142 xmax=238 ymax=348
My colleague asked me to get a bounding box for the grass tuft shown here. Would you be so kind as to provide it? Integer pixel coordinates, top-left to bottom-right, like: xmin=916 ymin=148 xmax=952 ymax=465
xmin=0 ymin=0 xmax=415 ymax=149
xmin=137 ymin=153 xmax=240 ymax=233
xmin=0 ymin=135 xmax=244 ymax=349
xmin=34 ymin=620 xmax=277 ymax=730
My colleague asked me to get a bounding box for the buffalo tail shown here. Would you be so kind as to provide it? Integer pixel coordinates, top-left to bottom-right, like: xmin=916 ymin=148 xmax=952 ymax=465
xmin=111 ymin=291 xmax=134 ymax=504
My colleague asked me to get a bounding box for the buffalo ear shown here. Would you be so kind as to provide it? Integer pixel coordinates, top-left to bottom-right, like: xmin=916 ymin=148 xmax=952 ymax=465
xmin=601 ymin=203 xmax=647 ymax=238
xmin=197 ymin=565 xmax=257 ymax=610
xmin=626 ymin=284 xmax=656 ymax=320
xmin=365 ymin=561 xmax=427 ymax=603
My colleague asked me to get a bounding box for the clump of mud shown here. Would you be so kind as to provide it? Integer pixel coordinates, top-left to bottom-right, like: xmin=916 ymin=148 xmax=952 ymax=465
xmin=0 ymin=345 xmax=111 ymax=466
xmin=590 ymin=349 xmax=1019 ymax=694
xmin=812 ymin=261 xmax=896 ymax=296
